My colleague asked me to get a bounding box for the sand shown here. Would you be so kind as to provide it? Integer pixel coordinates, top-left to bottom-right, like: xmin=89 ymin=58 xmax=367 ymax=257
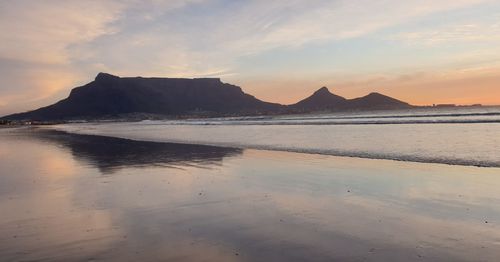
xmin=0 ymin=128 xmax=499 ymax=261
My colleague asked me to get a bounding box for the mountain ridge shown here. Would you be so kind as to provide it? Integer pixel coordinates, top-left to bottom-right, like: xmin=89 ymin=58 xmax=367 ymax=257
xmin=2 ymin=73 xmax=413 ymax=120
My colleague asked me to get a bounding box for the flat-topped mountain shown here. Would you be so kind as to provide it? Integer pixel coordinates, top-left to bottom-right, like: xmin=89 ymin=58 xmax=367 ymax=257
xmin=2 ymin=73 xmax=413 ymax=120
xmin=4 ymin=73 xmax=283 ymax=120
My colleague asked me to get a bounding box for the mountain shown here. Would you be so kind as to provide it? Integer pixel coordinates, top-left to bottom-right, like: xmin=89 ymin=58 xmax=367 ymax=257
xmin=347 ymin=92 xmax=412 ymax=110
xmin=289 ymin=87 xmax=347 ymax=111
xmin=2 ymin=74 xmax=413 ymax=121
xmin=288 ymin=87 xmax=411 ymax=112
xmin=3 ymin=73 xmax=283 ymax=120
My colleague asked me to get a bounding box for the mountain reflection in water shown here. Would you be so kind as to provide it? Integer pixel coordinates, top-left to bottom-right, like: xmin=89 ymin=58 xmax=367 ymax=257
xmin=2 ymin=127 xmax=500 ymax=261
xmin=24 ymin=128 xmax=243 ymax=173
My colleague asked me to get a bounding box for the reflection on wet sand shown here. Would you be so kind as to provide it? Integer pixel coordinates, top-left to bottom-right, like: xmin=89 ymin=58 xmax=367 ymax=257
xmin=1 ymin=128 xmax=500 ymax=261
xmin=22 ymin=128 xmax=243 ymax=173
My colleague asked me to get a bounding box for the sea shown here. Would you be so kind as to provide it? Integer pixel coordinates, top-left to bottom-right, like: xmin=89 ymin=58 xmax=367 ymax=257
xmin=54 ymin=106 xmax=500 ymax=168
xmin=1 ymin=106 xmax=500 ymax=261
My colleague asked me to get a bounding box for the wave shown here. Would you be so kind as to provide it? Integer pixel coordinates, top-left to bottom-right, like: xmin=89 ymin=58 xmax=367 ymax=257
xmin=144 ymin=110 xmax=500 ymax=126
xmin=51 ymin=107 xmax=500 ymax=168
xmin=159 ymin=119 xmax=500 ymax=125
xmin=242 ymin=145 xmax=500 ymax=168
xmin=272 ymin=111 xmax=500 ymax=120
xmin=49 ymin=125 xmax=500 ymax=168
xmin=119 ymin=138 xmax=500 ymax=168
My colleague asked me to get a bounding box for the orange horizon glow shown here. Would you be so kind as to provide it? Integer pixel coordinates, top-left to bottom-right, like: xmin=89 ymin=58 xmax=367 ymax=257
xmin=238 ymin=71 xmax=500 ymax=107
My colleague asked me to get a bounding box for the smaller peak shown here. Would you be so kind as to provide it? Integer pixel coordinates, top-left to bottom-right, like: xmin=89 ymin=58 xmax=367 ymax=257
xmin=366 ymin=92 xmax=385 ymax=97
xmin=95 ymin=72 xmax=120 ymax=81
xmin=314 ymin=86 xmax=331 ymax=94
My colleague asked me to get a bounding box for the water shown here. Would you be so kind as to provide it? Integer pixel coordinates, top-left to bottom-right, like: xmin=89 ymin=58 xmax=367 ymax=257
xmin=1 ymin=128 xmax=500 ymax=261
xmin=53 ymin=107 xmax=500 ymax=167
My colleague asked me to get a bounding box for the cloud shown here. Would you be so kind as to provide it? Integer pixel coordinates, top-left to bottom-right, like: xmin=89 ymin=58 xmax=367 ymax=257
xmin=0 ymin=0 xmax=126 ymax=64
xmin=0 ymin=0 xmax=497 ymax=115
xmin=68 ymin=0 xmax=493 ymax=78
xmin=394 ymin=22 xmax=500 ymax=45
xmin=214 ymin=0 xmax=491 ymax=53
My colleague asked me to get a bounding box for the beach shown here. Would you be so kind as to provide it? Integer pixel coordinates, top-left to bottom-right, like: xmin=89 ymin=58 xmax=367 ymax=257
xmin=1 ymin=127 xmax=499 ymax=261
xmin=3 ymin=1 xmax=500 ymax=261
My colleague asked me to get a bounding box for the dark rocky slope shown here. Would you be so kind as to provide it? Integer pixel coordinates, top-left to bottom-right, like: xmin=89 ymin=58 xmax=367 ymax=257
xmin=4 ymin=73 xmax=283 ymax=120
xmin=2 ymin=74 xmax=412 ymax=121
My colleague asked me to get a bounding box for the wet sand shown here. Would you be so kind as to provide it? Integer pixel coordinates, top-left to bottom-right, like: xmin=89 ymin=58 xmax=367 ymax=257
xmin=1 ymin=127 xmax=499 ymax=261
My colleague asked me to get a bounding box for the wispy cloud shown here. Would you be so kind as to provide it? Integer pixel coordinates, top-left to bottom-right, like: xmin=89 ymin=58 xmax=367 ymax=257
xmin=0 ymin=0 xmax=126 ymax=64
xmin=68 ymin=0 xmax=493 ymax=78
xmin=394 ymin=22 xmax=500 ymax=45
xmin=0 ymin=0 xmax=498 ymax=115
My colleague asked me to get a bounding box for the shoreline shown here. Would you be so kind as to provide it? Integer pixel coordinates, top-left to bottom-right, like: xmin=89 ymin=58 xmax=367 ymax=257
xmin=1 ymin=127 xmax=500 ymax=261
xmin=45 ymin=123 xmax=500 ymax=169
xmin=27 ymin=127 xmax=494 ymax=169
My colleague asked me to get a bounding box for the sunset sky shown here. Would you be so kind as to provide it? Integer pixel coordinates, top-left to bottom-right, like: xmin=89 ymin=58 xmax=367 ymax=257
xmin=1 ymin=0 xmax=500 ymax=115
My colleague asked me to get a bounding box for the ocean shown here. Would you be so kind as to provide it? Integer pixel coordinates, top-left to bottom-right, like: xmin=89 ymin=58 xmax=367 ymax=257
xmin=54 ymin=107 xmax=500 ymax=167
xmin=1 ymin=107 xmax=500 ymax=261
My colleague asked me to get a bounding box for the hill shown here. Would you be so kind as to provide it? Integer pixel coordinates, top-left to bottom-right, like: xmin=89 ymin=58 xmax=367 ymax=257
xmin=347 ymin=92 xmax=412 ymax=110
xmin=289 ymin=87 xmax=347 ymax=111
xmin=288 ymin=87 xmax=411 ymax=112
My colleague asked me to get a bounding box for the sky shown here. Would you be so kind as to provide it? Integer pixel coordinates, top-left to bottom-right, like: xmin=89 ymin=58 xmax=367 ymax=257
xmin=1 ymin=0 xmax=500 ymax=115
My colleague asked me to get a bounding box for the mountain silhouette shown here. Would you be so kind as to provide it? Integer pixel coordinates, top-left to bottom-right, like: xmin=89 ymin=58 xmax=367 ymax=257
xmin=290 ymin=87 xmax=347 ymax=111
xmin=2 ymin=73 xmax=413 ymax=120
xmin=347 ymin=92 xmax=411 ymax=110
xmin=3 ymin=73 xmax=282 ymax=120
xmin=289 ymin=87 xmax=411 ymax=112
